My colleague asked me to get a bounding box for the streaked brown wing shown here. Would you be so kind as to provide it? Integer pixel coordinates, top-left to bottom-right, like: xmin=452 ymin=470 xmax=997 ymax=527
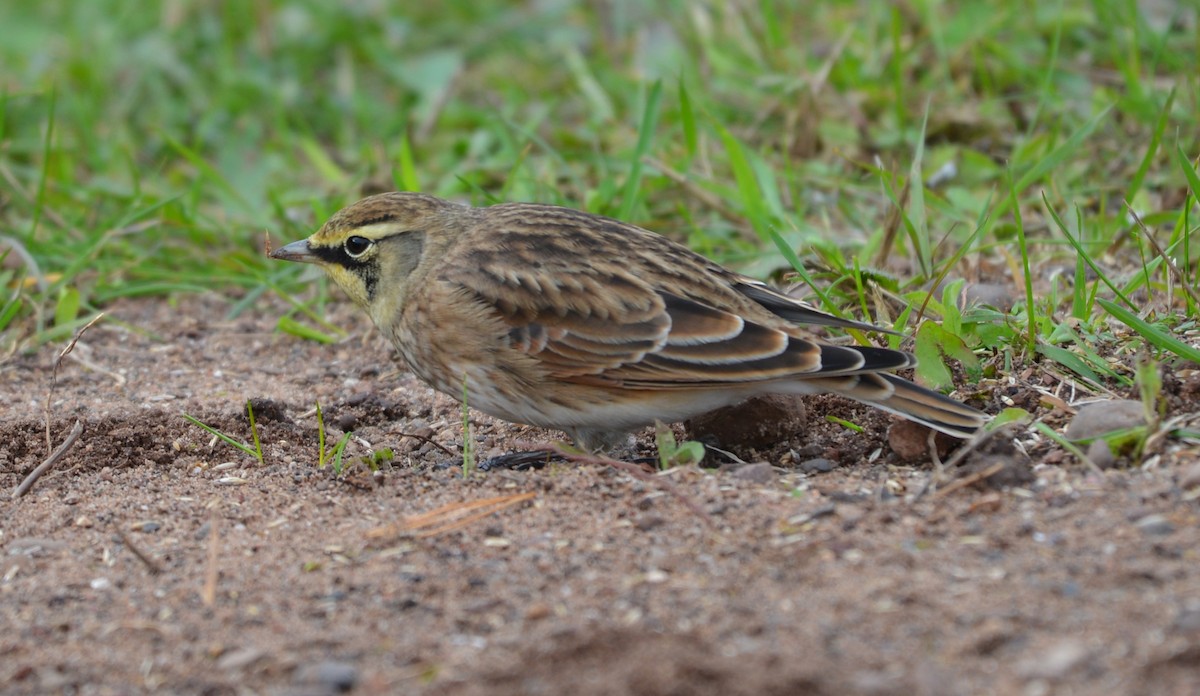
xmin=442 ymin=203 xmax=908 ymax=389
xmin=458 ymin=261 xmax=900 ymax=388
xmin=730 ymin=279 xmax=899 ymax=335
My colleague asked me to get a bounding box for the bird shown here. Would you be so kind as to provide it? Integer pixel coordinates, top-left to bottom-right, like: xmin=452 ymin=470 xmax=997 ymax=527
xmin=271 ymin=192 xmax=988 ymax=452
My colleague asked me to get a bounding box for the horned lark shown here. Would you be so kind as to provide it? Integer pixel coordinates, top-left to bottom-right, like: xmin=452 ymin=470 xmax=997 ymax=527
xmin=272 ymin=192 xmax=988 ymax=451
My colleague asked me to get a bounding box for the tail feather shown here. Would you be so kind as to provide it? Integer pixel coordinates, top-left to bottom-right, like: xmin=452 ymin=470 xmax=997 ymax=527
xmin=797 ymin=372 xmax=987 ymax=439
xmin=871 ymin=373 xmax=987 ymax=438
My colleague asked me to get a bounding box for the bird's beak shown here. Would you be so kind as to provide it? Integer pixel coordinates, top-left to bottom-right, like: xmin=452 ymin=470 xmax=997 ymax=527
xmin=270 ymin=239 xmax=319 ymax=264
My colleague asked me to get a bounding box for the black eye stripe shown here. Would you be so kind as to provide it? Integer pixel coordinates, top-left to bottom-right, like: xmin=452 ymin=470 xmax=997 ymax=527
xmin=308 ymin=243 xmax=366 ymax=267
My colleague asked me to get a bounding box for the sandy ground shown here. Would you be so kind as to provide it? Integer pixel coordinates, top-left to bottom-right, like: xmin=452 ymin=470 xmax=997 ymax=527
xmin=2 ymin=295 xmax=1198 ymax=695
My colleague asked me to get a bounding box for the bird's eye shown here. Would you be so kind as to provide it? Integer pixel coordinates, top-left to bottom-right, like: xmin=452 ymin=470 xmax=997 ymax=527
xmin=344 ymin=235 xmax=373 ymax=258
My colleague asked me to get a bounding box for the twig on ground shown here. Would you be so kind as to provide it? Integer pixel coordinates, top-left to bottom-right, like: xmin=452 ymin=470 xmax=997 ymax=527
xmin=913 ymin=423 xmax=1017 ymax=501
xmin=201 ymin=506 xmax=220 ymax=607
xmin=389 ymin=430 xmax=459 ymax=458
xmin=367 ymin=492 xmax=537 ymax=539
xmin=44 ymin=312 xmax=106 ymax=455
xmin=12 ymin=419 xmax=85 ymax=499
xmin=114 ymin=526 xmax=164 ymax=575
xmin=930 ymin=461 xmax=1008 ymax=501
xmin=67 ymin=347 xmax=126 ymax=386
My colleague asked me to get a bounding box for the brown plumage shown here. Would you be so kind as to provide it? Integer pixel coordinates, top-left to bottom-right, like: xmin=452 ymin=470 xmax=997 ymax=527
xmin=271 ymin=192 xmax=988 ymax=451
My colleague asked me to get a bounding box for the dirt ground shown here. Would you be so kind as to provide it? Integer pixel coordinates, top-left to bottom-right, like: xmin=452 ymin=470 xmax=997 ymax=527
xmin=2 ymin=295 xmax=1198 ymax=696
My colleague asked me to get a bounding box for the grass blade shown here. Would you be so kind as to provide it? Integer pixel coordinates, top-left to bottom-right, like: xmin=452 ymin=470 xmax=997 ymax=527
xmin=1014 ymin=105 xmax=1113 ymax=194
xmin=617 ymin=80 xmax=663 ymax=220
xmin=277 ymin=316 xmax=339 ymax=344
xmin=677 ymin=77 xmax=698 ymax=161
xmin=246 ymin=400 xmax=264 ymax=466
xmin=182 ymin=413 xmax=257 ymax=459
xmin=1097 ymin=298 xmax=1200 ymax=363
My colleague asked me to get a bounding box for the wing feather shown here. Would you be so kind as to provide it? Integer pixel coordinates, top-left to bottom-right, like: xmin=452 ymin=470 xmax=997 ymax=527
xmin=732 ymin=279 xmax=899 ymax=335
xmin=442 ymin=222 xmax=916 ymax=390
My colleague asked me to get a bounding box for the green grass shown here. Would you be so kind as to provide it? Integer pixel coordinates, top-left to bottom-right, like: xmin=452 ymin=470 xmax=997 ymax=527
xmin=2 ymin=1 xmax=1198 ymax=434
xmin=182 ymin=400 xmax=265 ymax=466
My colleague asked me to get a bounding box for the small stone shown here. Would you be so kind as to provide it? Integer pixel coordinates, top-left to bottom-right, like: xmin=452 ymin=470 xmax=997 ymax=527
xmin=1179 ymin=463 xmax=1200 ymax=491
xmin=216 ymin=647 xmax=267 ymax=671
xmin=1172 ymin=606 xmax=1200 ymax=633
xmin=635 ymin=515 xmax=665 ymax=532
xmin=1016 ymin=639 xmax=1088 ymax=680
xmin=335 ymin=413 xmax=357 ymax=432
xmin=644 ymin=568 xmax=670 ymax=584
xmin=525 ymin=602 xmax=552 ymax=621
xmin=1134 ymin=514 xmax=1175 ymax=536
xmin=294 ymin=660 xmax=359 ymax=692
xmin=1065 ymin=400 xmax=1144 ymax=441
xmin=247 ymin=398 xmax=291 ymax=424
xmin=888 ymin=420 xmax=955 ymax=462
xmin=345 ymin=391 xmax=372 ymax=407
xmin=74 ymin=516 xmax=93 ymax=528
xmin=960 ymin=437 xmax=1035 ymax=489
xmin=799 ymin=458 xmax=835 ymax=474
xmin=964 ymin=281 xmax=1015 ymax=311
xmin=1086 ymin=439 xmax=1117 ymax=469
xmin=731 ymin=462 xmax=777 ymax=484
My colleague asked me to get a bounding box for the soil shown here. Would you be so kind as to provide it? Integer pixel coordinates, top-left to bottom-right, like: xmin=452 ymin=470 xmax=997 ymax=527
xmin=2 ymin=295 xmax=1199 ymax=696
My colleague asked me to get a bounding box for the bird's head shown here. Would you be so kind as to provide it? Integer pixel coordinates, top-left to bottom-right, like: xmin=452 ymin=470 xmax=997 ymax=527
xmin=271 ymin=192 xmax=461 ymax=315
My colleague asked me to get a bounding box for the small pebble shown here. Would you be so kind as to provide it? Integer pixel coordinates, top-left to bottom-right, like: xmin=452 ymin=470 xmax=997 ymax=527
xmin=345 ymin=391 xmax=372 ymax=407
xmin=216 ymin=647 xmax=267 ymax=671
xmin=525 ymin=602 xmax=552 ymax=621
xmin=1172 ymin=606 xmax=1200 ymax=633
xmin=635 ymin=515 xmax=665 ymax=532
xmin=1016 ymin=639 xmax=1088 ymax=680
xmin=247 ymin=398 xmax=290 ymax=423
xmin=293 ymin=660 xmax=359 ymax=692
xmin=644 ymin=569 xmax=670 ymax=584
xmin=1179 ymin=463 xmax=1200 ymax=491
xmin=1086 ymin=440 xmax=1117 ymax=469
xmin=887 ymin=420 xmax=954 ymax=461
xmin=1065 ymin=400 xmax=1144 ymax=441
xmin=964 ymin=281 xmax=1015 ymax=311
xmin=731 ymin=462 xmax=777 ymax=484
xmin=800 ymin=458 xmax=835 ymax=474
xmin=1134 ymin=514 xmax=1175 ymax=536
